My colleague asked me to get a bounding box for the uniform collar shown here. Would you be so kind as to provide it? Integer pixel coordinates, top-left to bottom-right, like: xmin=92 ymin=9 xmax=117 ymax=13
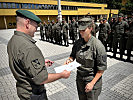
xmin=14 ymin=31 xmax=36 ymax=44
xmin=86 ymin=36 xmax=93 ymax=46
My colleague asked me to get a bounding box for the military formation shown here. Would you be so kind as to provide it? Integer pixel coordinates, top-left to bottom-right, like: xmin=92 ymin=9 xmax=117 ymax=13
xmin=40 ymin=17 xmax=79 ymax=47
xmin=40 ymin=13 xmax=133 ymax=62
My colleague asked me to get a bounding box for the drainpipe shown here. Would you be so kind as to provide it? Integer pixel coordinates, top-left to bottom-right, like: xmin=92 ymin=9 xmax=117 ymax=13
xmin=4 ymin=16 xmax=7 ymax=29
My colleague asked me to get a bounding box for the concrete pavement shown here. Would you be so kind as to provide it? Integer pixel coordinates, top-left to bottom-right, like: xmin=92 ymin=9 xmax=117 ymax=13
xmin=0 ymin=29 xmax=133 ymax=100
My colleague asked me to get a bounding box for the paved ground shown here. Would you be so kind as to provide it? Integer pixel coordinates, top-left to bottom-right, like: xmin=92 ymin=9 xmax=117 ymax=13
xmin=0 ymin=29 xmax=133 ymax=100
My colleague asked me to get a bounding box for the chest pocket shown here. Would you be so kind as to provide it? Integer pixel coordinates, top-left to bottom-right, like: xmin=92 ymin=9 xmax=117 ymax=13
xmin=76 ymin=46 xmax=94 ymax=68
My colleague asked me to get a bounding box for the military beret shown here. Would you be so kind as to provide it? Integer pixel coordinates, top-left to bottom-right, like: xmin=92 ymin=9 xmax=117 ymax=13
xmin=78 ymin=18 xmax=93 ymax=31
xmin=16 ymin=10 xmax=41 ymax=24
xmin=118 ymin=13 xmax=124 ymax=17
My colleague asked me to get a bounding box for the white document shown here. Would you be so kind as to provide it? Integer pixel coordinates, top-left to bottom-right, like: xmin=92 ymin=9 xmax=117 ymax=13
xmin=54 ymin=60 xmax=81 ymax=73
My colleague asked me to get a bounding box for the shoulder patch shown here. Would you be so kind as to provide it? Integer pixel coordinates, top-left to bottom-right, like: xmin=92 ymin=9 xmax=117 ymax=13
xmin=31 ymin=59 xmax=41 ymax=69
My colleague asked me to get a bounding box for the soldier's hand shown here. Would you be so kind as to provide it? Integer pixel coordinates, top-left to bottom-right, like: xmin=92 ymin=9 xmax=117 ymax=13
xmin=45 ymin=59 xmax=54 ymax=67
xmin=85 ymin=82 xmax=94 ymax=92
xmin=61 ymin=70 xmax=71 ymax=79
xmin=64 ymin=59 xmax=73 ymax=65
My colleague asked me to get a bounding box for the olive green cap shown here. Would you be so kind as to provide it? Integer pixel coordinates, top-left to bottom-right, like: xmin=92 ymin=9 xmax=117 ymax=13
xmin=16 ymin=10 xmax=41 ymax=24
xmin=78 ymin=18 xmax=93 ymax=31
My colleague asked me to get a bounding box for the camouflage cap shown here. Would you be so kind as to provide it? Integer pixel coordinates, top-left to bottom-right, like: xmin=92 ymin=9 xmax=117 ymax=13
xmin=78 ymin=18 xmax=93 ymax=31
xmin=16 ymin=10 xmax=41 ymax=24
xmin=118 ymin=13 xmax=124 ymax=17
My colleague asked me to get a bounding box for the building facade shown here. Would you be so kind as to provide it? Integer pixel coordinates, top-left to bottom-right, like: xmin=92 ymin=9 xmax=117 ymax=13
xmin=0 ymin=0 xmax=118 ymax=29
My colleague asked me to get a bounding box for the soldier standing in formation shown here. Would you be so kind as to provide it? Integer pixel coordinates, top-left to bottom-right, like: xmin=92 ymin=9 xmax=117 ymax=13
xmin=72 ymin=17 xmax=78 ymax=43
xmin=43 ymin=21 xmax=47 ymax=41
xmin=55 ymin=20 xmax=63 ymax=45
xmin=108 ymin=16 xmax=117 ymax=52
xmin=40 ymin=22 xmax=44 ymax=40
xmin=47 ymin=20 xmax=52 ymax=42
xmin=68 ymin=20 xmax=73 ymax=40
xmin=91 ymin=17 xmax=99 ymax=37
xmin=126 ymin=14 xmax=133 ymax=62
xmin=112 ymin=13 xmax=129 ymax=59
xmin=62 ymin=19 xmax=69 ymax=46
xmin=98 ymin=18 xmax=111 ymax=51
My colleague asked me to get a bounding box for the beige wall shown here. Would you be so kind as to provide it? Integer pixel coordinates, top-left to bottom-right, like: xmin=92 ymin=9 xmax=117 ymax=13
xmin=0 ymin=0 xmax=119 ymax=29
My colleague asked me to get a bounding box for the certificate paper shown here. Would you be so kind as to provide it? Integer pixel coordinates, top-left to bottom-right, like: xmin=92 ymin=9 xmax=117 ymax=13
xmin=54 ymin=60 xmax=81 ymax=73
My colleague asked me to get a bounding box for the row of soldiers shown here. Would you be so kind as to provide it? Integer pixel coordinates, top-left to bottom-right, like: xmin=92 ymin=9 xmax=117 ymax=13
xmin=98 ymin=13 xmax=133 ymax=62
xmin=40 ymin=17 xmax=78 ymax=47
xmin=40 ymin=13 xmax=133 ymax=62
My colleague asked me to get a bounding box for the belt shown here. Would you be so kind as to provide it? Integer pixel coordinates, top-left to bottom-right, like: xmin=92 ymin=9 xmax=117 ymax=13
xmin=77 ymin=70 xmax=94 ymax=77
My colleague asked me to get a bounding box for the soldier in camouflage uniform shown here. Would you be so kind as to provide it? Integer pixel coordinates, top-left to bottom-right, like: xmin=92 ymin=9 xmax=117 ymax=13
xmin=62 ymin=19 xmax=69 ymax=46
xmin=98 ymin=18 xmax=111 ymax=51
xmin=112 ymin=13 xmax=129 ymax=59
xmin=7 ymin=10 xmax=70 ymax=100
xmin=68 ymin=20 xmax=73 ymax=40
xmin=108 ymin=16 xmax=117 ymax=51
xmin=43 ymin=21 xmax=47 ymax=41
xmin=51 ymin=20 xmax=56 ymax=43
xmin=123 ymin=15 xmax=128 ymax=23
xmin=64 ymin=17 xmax=107 ymax=100
xmin=72 ymin=17 xmax=78 ymax=43
xmin=126 ymin=16 xmax=133 ymax=62
xmin=50 ymin=20 xmax=55 ymax=43
xmin=40 ymin=22 xmax=44 ymax=41
xmin=91 ymin=18 xmax=99 ymax=37
xmin=45 ymin=21 xmax=49 ymax=42
xmin=47 ymin=20 xmax=52 ymax=42
xmin=55 ymin=21 xmax=63 ymax=45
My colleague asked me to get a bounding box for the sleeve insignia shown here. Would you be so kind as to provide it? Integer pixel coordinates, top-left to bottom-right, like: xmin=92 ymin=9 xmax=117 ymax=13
xmin=31 ymin=59 xmax=41 ymax=69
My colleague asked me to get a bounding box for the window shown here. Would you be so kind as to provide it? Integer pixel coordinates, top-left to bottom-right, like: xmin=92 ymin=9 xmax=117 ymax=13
xmin=38 ymin=4 xmax=42 ymax=9
xmin=12 ymin=3 xmax=16 ymax=8
xmin=36 ymin=4 xmax=39 ymax=9
xmin=48 ymin=5 xmax=51 ymax=9
xmin=32 ymin=4 xmax=35 ymax=9
xmin=42 ymin=4 xmax=45 ymax=9
xmin=16 ymin=3 xmax=19 ymax=8
xmin=22 ymin=3 xmax=28 ymax=9
xmin=28 ymin=4 xmax=31 ymax=9
xmin=0 ymin=3 xmax=2 ymax=8
xmin=45 ymin=4 xmax=47 ymax=9
xmin=7 ymin=3 xmax=11 ymax=8
xmin=3 ymin=2 xmax=7 ymax=8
